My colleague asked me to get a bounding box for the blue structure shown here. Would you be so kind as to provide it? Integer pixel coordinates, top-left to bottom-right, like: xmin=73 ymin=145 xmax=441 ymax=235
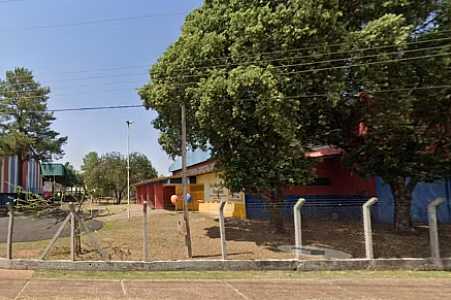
xmin=245 ymin=194 xmax=369 ymax=221
xmin=374 ymin=178 xmax=451 ymax=224
xmin=245 ymin=179 xmax=451 ymax=224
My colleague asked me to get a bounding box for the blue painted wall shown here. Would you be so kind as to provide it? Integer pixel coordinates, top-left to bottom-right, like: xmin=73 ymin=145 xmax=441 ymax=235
xmin=374 ymin=178 xmax=451 ymax=224
xmin=245 ymin=194 xmax=368 ymax=221
xmin=245 ymin=179 xmax=451 ymax=224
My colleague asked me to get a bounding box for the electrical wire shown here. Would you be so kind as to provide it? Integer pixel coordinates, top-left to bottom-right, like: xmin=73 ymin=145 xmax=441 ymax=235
xmin=47 ymin=104 xmax=145 ymax=113
xmin=5 ymin=45 xmax=450 ymax=89
xmin=150 ymin=44 xmax=451 ymax=81
xmin=4 ymin=84 xmax=451 ymax=103
xmin=5 ymin=85 xmax=446 ymax=113
xmin=2 ymin=35 xmax=450 ymax=81
xmin=0 ymin=12 xmax=189 ymax=31
xmin=148 ymin=52 xmax=451 ymax=87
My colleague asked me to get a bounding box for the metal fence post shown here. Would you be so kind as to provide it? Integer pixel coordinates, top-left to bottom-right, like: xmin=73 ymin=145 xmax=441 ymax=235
xmin=6 ymin=202 xmax=14 ymax=260
xmin=428 ymin=197 xmax=445 ymax=264
xmin=219 ymin=200 xmax=227 ymax=260
xmin=363 ymin=197 xmax=378 ymax=260
xmin=293 ymin=198 xmax=306 ymax=260
xmin=143 ymin=201 xmax=149 ymax=261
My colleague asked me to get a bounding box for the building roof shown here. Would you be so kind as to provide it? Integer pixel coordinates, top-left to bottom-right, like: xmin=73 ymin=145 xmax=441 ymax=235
xmin=168 ymin=146 xmax=342 ymax=173
xmin=168 ymin=149 xmax=212 ymax=172
xmin=306 ymin=146 xmax=343 ymax=158
xmin=41 ymin=163 xmax=65 ymax=177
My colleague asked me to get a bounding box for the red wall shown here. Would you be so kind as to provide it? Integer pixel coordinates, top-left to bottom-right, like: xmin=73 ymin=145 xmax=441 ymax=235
xmin=136 ymin=182 xmax=165 ymax=209
xmin=284 ymin=157 xmax=376 ymax=197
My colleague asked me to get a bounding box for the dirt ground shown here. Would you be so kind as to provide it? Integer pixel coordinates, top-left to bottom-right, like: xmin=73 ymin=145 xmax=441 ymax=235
xmin=0 ymin=204 xmax=450 ymax=261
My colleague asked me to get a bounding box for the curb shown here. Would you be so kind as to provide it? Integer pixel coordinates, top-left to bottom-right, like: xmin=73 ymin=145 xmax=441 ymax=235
xmin=0 ymin=258 xmax=450 ymax=272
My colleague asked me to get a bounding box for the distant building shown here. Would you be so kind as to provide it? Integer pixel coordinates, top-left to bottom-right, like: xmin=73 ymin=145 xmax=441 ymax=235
xmin=0 ymin=155 xmax=42 ymax=204
xmin=136 ymin=147 xmax=451 ymax=224
xmin=40 ymin=163 xmax=66 ymax=198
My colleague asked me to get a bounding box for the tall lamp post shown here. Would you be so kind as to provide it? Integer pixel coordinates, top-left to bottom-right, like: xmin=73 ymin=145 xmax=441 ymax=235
xmin=126 ymin=120 xmax=134 ymax=221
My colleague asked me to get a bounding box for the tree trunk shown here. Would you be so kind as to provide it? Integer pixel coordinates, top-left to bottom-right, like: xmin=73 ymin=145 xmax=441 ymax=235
xmin=74 ymin=212 xmax=82 ymax=255
xmin=115 ymin=191 xmax=122 ymax=204
xmin=269 ymin=189 xmax=285 ymax=233
xmin=390 ymin=177 xmax=415 ymax=232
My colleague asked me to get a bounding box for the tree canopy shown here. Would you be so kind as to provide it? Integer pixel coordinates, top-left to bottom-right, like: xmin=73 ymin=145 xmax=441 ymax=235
xmin=0 ymin=68 xmax=67 ymax=160
xmin=140 ymin=0 xmax=450 ymax=230
xmin=0 ymin=68 xmax=67 ymax=187
xmin=81 ymin=151 xmax=158 ymax=202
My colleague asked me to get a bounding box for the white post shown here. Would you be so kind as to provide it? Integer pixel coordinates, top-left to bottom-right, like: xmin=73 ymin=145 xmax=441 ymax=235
xmin=363 ymin=197 xmax=378 ymax=260
xmin=143 ymin=201 xmax=149 ymax=261
xmin=428 ymin=197 xmax=445 ymax=263
xmin=219 ymin=200 xmax=227 ymax=260
xmin=126 ymin=120 xmax=133 ymax=221
xmin=6 ymin=203 xmax=14 ymax=260
xmin=69 ymin=203 xmax=76 ymax=261
xmin=293 ymin=198 xmax=306 ymax=260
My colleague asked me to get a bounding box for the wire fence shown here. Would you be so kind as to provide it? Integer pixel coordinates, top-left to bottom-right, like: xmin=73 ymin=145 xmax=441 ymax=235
xmin=1 ymin=198 xmax=450 ymax=263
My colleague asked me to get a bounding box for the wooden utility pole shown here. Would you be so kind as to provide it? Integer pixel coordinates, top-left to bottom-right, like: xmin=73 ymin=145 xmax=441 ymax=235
xmin=181 ymin=104 xmax=193 ymax=258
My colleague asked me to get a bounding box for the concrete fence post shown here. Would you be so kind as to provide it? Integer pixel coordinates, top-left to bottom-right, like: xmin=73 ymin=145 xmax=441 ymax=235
xmin=219 ymin=200 xmax=227 ymax=260
xmin=6 ymin=202 xmax=14 ymax=260
xmin=69 ymin=203 xmax=76 ymax=261
xmin=363 ymin=197 xmax=378 ymax=260
xmin=143 ymin=201 xmax=149 ymax=262
xmin=428 ymin=197 xmax=445 ymax=263
xmin=293 ymin=198 xmax=306 ymax=260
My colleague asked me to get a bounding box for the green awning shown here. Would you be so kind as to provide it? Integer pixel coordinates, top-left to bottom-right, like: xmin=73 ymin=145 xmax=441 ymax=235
xmin=41 ymin=163 xmax=65 ymax=177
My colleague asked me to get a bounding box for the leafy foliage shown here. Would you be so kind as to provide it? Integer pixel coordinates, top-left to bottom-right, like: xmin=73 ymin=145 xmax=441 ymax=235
xmin=140 ymin=0 xmax=449 ymax=229
xmin=63 ymin=162 xmax=83 ymax=188
xmin=81 ymin=152 xmax=157 ymax=203
xmin=0 ymin=68 xmax=67 ymax=162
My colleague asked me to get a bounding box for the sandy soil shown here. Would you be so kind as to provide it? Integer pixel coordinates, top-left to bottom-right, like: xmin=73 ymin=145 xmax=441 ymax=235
xmin=1 ymin=204 xmax=450 ymax=261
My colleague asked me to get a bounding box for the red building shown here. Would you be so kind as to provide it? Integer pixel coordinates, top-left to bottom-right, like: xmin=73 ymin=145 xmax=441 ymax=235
xmin=136 ymin=147 xmax=376 ymax=219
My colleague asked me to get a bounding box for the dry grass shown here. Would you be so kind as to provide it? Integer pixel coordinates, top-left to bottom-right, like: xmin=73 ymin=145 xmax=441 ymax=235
xmin=1 ymin=204 xmax=450 ymax=261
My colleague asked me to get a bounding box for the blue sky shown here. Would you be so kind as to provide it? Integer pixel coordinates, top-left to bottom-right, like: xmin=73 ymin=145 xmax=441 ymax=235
xmin=0 ymin=0 xmax=203 ymax=175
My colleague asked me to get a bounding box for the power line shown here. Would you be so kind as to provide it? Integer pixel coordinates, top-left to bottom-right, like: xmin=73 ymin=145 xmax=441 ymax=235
xmin=5 ymin=43 xmax=450 ymax=88
xmin=168 ymin=30 xmax=451 ymax=64
xmin=47 ymin=104 xmax=145 ymax=113
xmin=151 ymin=44 xmax=450 ymax=81
xmin=31 ymin=85 xmax=451 ymax=113
xmin=148 ymin=52 xmax=451 ymax=88
xmin=2 ymin=35 xmax=450 ymax=80
xmin=0 ymin=12 xmax=189 ymax=31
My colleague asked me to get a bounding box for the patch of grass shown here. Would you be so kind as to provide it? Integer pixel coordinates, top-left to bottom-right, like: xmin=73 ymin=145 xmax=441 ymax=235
xmin=33 ymin=270 xmax=451 ymax=281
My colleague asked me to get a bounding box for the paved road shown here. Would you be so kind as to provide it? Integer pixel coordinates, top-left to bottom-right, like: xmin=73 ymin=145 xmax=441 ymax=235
xmin=1 ymin=271 xmax=450 ymax=300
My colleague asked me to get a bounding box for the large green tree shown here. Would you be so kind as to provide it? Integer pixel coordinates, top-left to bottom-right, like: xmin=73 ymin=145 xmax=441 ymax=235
xmin=140 ymin=0 xmax=448 ymax=230
xmin=326 ymin=3 xmax=451 ymax=231
xmin=0 ymin=68 xmax=67 ymax=187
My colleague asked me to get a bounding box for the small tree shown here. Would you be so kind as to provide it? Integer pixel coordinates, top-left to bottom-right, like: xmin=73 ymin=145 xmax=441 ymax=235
xmin=0 ymin=68 xmax=67 ymax=188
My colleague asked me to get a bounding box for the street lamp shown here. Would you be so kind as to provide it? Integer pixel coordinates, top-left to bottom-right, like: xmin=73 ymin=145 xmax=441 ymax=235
xmin=126 ymin=120 xmax=134 ymax=221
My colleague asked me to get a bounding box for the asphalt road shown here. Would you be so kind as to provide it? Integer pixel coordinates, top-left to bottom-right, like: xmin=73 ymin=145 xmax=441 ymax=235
xmin=1 ymin=270 xmax=450 ymax=300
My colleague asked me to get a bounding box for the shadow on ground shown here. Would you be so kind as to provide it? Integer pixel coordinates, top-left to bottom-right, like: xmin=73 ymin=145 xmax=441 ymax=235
xmin=204 ymin=218 xmax=292 ymax=252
